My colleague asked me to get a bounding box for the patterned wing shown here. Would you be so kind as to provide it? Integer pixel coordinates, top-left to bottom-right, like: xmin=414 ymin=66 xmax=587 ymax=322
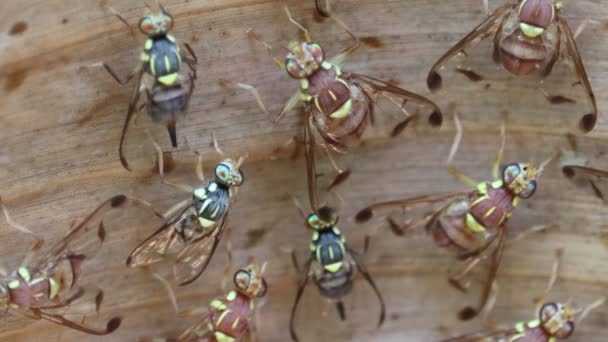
xmin=127 ymin=205 xmax=193 ymax=268
xmin=173 ymin=215 xmax=228 ymax=286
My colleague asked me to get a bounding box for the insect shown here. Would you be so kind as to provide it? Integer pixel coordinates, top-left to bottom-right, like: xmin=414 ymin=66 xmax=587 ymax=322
xmin=100 ymin=1 xmax=198 ymax=170
xmin=356 ymin=107 xmax=554 ymax=320
xmin=289 ymin=205 xmax=385 ymax=341
xmin=170 ymin=264 xmax=267 ymax=342
xmin=241 ymin=6 xmax=442 ymax=193
xmin=0 ymin=195 xmax=127 ymax=335
xmin=427 ymin=0 xmax=598 ymax=133
xmin=560 ymin=134 xmax=607 ymax=203
xmin=441 ymin=249 xmax=606 ymax=341
xmin=127 ymin=141 xmax=245 ymax=286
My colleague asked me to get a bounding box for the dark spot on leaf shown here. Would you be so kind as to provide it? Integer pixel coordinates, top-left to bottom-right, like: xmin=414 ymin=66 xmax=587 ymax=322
xmin=360 ymin=36 xmax=384 ymax=48
xmin=4 ymin=70 xmax=28 ymax=93
xmin=327 ymin=169 xmax=351 ymax=190
xmin=355 ymin=208 xmax=373 ymax=223
xmin=244 ymin=228 xmax=268 ymax=249
xmin=33 ymin=239 xmax=45 ymax=251
xmin=484 ymin=83 xmax=491 ymax=90
xmin=390 ymin=313 xmax=400 ymax=321
xmin=9 ymin=21 xmax=27 ymax=35
xmin=62 ymin=18 xmax=69 ymax=24
xmin=458 ymin=306 xmax=478 ymax=321
xmin=78 ymin=96 xmax=114 ymax=126
xmin=427 ymin=71 xmax=442 ymax=91
xmin=111 ymin=195 xmax=127 ymax=207
xmin=455 ymin=67 xmax=483 ymax=82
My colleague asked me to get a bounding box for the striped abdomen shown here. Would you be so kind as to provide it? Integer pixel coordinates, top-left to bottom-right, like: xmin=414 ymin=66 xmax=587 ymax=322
xmin=500 ymin=29 xmax=547 ymax=75
xmin=148 ymin=82 xmax=189 ymax=123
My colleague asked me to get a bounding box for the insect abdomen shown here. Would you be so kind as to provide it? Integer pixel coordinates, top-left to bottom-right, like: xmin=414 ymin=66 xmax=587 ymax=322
xmin=148 ymin=84 xmax=189 ymax=122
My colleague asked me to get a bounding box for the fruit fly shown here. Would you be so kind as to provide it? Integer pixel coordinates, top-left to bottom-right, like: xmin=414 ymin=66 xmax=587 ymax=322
xmin=169 ymin=264 xmax=267 ymax=342
xmin=441 ymin=249 xmax=606 ymax=341
xmin=356 ymin=107 xmax=555 ymax=320
xmin=0 ymin=195 xmax=127 ymax=335
xmin=127 ymin=140 xmax=245 ymax=286
xmin=241 ymin=6 xmax=442 ymax=195
xmin=560 ymin=134 xmax=607 ymax=203
xmin=289 ymin=205 xmax=385 ymax=341
xmin=100 ymin=1 xmax=198 ymax=170
xmin=427 ymin=0 xmax=598 ymax=133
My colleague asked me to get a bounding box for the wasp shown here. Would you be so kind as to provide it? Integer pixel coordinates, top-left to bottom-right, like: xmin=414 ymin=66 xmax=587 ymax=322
xmin=356 ymin=106 xmax=555 ymax=320
xmin=441 ymin=249 xmax=606 ymax=341
xmin=288 ymin=205 xmax=385 ymax=342
xmin=127 ymin=140 xmax=245 ymax=286
xmin=100 ymin=1 xmax=198 ymax=170
xmin=427 ymin=0 xmax=598 ymax=133
xmin=559 ymin=134 xmax=607 ymax=203
xmin=0 ymin=195 xmax=127 ymax=335
xmin=156 ymin=263 xmax=268 ymax=342
xmin=241 ymin=6 xmax=442 ymax=194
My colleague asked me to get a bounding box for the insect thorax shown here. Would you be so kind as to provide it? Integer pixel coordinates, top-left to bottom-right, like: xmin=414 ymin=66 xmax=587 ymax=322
xmin=141 ymin=35 xmax=182 ymax=86
xmin=311 ymin=227 xmax=347 ymax=273
xmin=189 ymin=181 xmax=231 ymax=231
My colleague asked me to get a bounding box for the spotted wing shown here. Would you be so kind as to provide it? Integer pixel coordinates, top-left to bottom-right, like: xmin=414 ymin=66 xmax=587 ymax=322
xmin=173 ymin=215 xmax=229 ymax=286
xmin=32 ymin=195 xmax=129 ymax=277
xmin=562 ymin=165 xmax=608 ymax=203
xmin=348 ymin=73 xmax=443 ymax=131
xmin=126 ymin=205 xmax=193 ymax=268
xmin=554 ymin=15 xmax=598 ymax=132
xmin=426 ymin=4 xmax=515 ymax=92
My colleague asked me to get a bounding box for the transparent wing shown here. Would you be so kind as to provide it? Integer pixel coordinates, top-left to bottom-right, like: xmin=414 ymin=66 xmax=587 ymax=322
xmin=177 ymin=313 xmax=212 ymax=342
xmin=126 ymin=205 xmax=193 ymax=268
xmin=348 ymin=73 xmax=443 ymax=129
xmin=33 ymin=195 xmax=129 ymax=276
xmin=173 ymin=216 xmax=229 ymax=286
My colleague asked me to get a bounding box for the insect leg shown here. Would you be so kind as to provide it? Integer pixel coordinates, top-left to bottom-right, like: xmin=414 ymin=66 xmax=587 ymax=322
xmin=321 ymin=144 xmax=351 ymax=191
xmin=162 ymin=199 xmax=191 ymax=219
xmin=145 ymin=129 xmax=165 ymax=177
xmin=327 ymin=10 xmax=360 ymax=66
xmin=246 ymin=29 xmax=285 ymax=69
xmin=573 ymin=19 xmax=602 ymax=40
xmin=492 ymin=112 xmax=507 ymax=180
xmin=315 ymin=0 xmax=331 ymax=17
xmin=0 ymin=197 xmax=41 ymax=239
xmin=448 ymin=256 xmax=484 ymax=293
xmin=290 ymin=258 xmax=313 ymax=342
xmin=284 ymin=6 xmax=313 ymax=42
xmin=447 ymin=103 xmax=478 ymax=187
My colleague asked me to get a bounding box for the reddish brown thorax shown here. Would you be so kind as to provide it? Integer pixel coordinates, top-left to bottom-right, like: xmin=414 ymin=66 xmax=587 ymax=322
xmin=306 ymin=68 xmax=350 ymax=115
xmin=519 ymin=0 xmax=556 ymax=29
xmin=7 ymin=271 xmax=53 ymax=308
xmin=470 ymin=185 xmax=515 ymax=229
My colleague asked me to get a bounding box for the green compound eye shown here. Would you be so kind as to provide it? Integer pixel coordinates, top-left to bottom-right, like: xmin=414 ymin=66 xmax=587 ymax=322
xmin=502 ymin=163 xmax=521 ymax=185
xmin=234 ymin=270 xmax=251 ymax=290
xmin=233 ymin=170 xmax=244 ymax=186
xmin=215 ymin=163 xmax=231 ymax=184
xmin=519 ymin=180 xmax=537 ymax=199
xmin=285 ymin=58 xmax=307 ymax=79
xmin=307 ymin=213 xmax=322 ymax=229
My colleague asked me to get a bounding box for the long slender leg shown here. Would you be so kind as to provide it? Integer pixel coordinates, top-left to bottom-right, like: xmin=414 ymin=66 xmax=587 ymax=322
xmin=447 ymin=103 xmax=478 ymax=187
xmin=0 ymin=197 xmax=40 ymax=239
xmin=322 ymin=144 xmax=351 ymax=191
xmin=327 ymin=10 xmax=360 ymax=65
xmin=195 ymin=151 xmax=205 ymax=182
xmin=162 ymin=199 xmax=191 ymax=219
xmin=483 ymin=0 xmax=489 ymax=16
xmin=146 ymin=129 xmax=165 ymax=177
xmin=246 ymin=29 xmax=285 ymax=69
xmin=212 ymin=132 xmax=225 ymax=157
xmin=284 ymin=6 xmax=313 ymax=42
xmin=492 ymin=112 xmax=507 ymax=180
xmin=448 ymin=255 xmax=485 ymax=292
xmin=573 ymin=19 xmax=601 ymax=40
xmin=151 ymin=271 xmax=179 ymax=312
xmin=163 ymin=180 xmax=194 ymax=193
xmin=237 ymin=83 xmax=270 ymax=117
